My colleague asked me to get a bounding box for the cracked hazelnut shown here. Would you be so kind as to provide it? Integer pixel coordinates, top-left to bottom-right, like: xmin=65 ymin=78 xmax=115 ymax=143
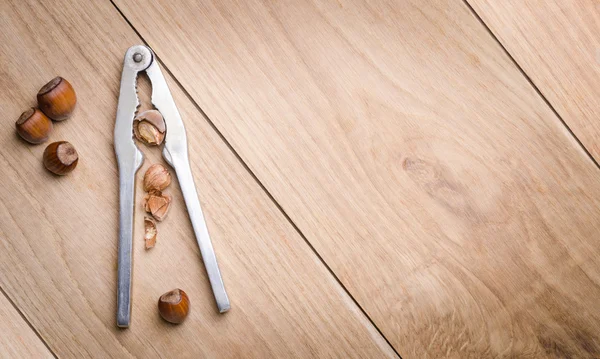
xmin=134 ymin=110 xmax=165 ymax=146
xmin=43 ymin=141 xmax=78 ymax=175
xmin=158 ymin=288 xmax=190 ymax=324
xmin=37 ymin=76 xmax=77 ymax=121
xmin=143 ymin=164 xmax=171 ymax=192
xmin=16 ymin=108 xmax=53 ymax=144
xmin=144 ymin=217 xmax=157 ymax=249
xmin=144 ymin=192 xmax=172 ymax=221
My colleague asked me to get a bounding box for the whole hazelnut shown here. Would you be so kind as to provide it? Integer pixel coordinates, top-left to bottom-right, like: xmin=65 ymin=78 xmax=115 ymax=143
xmin=143 ymin=164 xmax=171 ymax=192
xmin=37 ymin=76 xmax=77 ymax=121
xmin=15 ymin=108 xmax=53 ymax=144
xmin=158 ymin=288 xmax=190 ymax=324
xmin=43 ymin=141 xmax=78 ymax=175
xmin=134 ymin=110 xmax=165 ymax=146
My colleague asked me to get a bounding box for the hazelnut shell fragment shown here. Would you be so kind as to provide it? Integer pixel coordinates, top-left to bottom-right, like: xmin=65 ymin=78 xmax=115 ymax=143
xmin=144 ymin=192 xmax=172 ymax=221
xmin=134 ymin=110 xmax=165 ymax=146
xmin=143 ymin=164 xmax=171 ymax=192
xmin=144 ymin=217 xmax=157 ymax=249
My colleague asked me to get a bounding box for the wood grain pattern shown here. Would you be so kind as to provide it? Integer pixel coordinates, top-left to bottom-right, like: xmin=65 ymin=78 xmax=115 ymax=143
xmin=467 ymin=0 xmax=600 ymax=162
xmin=113 ymin=0 xmax=600 ymax=357
xmin=0 ymin=292 xmax=53 ymax=358
xmin=0 ymin=0 xmax=396 ymax=358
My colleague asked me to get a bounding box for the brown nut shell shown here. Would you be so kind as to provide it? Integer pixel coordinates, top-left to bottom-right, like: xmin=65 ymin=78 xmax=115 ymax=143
xmin=43 ymin=141 xmax=78 ymax=175
xmin=16 ymin=108 xmax=53 ymax=144
xmin=134 ymin=110 xmax=165 ymax=146
xmin=144 ymin=192 xmax=172 ymax=221
xmin=158 ymin=288 xmax=190 ymax=324
xmin=143 ymin=164 xmax=171 ymax=192
xmin=37 ymin=76 xmax=77 ymax=121
xmin=144 ymin=217 xmax=157 ymax=249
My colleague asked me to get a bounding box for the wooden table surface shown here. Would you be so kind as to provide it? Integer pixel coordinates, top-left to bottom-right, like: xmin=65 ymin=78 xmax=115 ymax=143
xmin=1 ymin=0 xmax=599 ymax=358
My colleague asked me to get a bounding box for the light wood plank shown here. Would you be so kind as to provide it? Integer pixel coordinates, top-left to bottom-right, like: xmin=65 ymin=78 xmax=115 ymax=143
xmin=0 ymin=0 xmax=396 ymax=358
xmin=468 ymin=0 xmax=600 ymax=162
xmin=113 ymin=0 xmax=600 ymax=357
xmin=0 ymin=292 xmax=53 ymax=358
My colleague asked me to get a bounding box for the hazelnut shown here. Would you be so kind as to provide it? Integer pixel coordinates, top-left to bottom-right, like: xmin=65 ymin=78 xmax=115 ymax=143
xmin=15 ymin=108 xmax=53 ymax=144
xmin=143 ymin=164 xmax=171 ymax=192
xmin=158 ymin=288 xmax=190 ymax=324
xmin=144 ymin=217 xmax=157 ymax=249
xmin=43 ymin=141 xmax=78 ymax=175
xmin=37 ymin=76 xmax=77 ymax=121
xmin=144 ymin=192 xmax=172 ymax=221
xmin=134 ymin=110 xmax=165 ymax=146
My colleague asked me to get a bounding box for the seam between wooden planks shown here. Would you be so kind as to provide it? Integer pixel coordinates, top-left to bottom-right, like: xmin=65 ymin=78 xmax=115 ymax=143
xmin=108 ymin=1 xmax=403 ymax=357
xmin=0 ymin=285 xmax=58 ymax=358
xmin=463 ymin=0 xmax=600 ymax=172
